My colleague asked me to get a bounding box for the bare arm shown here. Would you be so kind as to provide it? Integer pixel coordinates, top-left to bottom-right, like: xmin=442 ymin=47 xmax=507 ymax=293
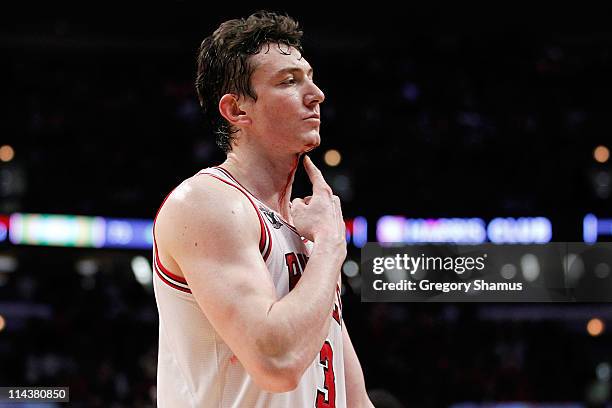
xmin=343 ymin=322 xmax=374 ymax=407
xmin=156 ymin=157 xmax=345 ymax=392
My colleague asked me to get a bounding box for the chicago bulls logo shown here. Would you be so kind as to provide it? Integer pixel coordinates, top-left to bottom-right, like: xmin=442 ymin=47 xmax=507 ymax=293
xmin=260 ymin=207 xmax=282 ymax=229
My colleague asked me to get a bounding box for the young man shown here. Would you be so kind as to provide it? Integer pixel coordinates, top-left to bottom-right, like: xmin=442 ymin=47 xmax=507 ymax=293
xmin=153 ymin=11 xmax=373 ymax=407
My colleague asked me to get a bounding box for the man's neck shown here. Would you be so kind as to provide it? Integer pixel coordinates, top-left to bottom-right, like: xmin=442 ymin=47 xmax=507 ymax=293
xmin=221 ymin=148 xmax=300 ymax=222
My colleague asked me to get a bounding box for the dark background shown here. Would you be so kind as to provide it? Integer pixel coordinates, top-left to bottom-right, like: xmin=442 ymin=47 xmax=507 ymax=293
xmin=1 ymin=4 xmax=612 ymax=407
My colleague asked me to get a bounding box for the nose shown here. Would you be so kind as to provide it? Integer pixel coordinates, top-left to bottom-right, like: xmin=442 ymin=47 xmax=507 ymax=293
xmin=304 ymin=80 xmax=325 ymax=106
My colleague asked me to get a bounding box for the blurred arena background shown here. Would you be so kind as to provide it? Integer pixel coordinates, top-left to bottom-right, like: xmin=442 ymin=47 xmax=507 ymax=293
xmin=1 ymin=4 xmax=612 ymax=407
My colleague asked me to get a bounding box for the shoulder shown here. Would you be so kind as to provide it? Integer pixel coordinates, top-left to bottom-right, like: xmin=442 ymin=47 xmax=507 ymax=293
xmin=155 ymin=173 xmax=261 ymax=253
xmin=162 ymin=173 xmax=254 ymax=215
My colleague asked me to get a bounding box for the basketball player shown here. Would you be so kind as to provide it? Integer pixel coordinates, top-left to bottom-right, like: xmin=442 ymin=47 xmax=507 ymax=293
xmin=153 ymin=11 xmax=373 ymax=407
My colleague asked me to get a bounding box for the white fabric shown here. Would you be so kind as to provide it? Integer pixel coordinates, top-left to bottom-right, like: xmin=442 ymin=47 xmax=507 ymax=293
xmin=153 ymin=167 xmax=346 ymax=408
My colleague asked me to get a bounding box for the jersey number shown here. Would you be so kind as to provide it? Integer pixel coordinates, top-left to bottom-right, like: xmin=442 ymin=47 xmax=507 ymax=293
xmin=285 ymin=253 xmax=336 ymax=407
xmin=285 ymin=252 xmax=308 ymax=291
xmin=316 ymin=341 xmax=336 ymax=408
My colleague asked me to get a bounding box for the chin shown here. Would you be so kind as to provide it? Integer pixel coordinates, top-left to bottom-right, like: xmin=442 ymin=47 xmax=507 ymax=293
xmin=292 ymin=130 xmax=320 ymax=153
xmin=301 ymin=144 xmax=318 ymax=153
xmin=304 ymin=131 xmax=321 ymax=148
xmin=301 ymin=140 xmax=320 ymax=153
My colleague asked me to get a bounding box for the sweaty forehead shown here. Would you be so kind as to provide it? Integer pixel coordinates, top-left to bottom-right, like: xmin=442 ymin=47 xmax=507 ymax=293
xmin=250 ymin=45 xmax=312 ymax=78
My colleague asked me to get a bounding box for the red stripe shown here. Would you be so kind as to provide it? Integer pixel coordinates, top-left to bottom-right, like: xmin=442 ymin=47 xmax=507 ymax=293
xmin=153 ymin=188 xmax=188 ymax=284
xmin=262 ymin=216 xmax=272 ymax=262
xmin=154 ymin=250 xmax=188 ymax=284
xmin=154 ymin=264 xmax=192 ymax=294
xmin=214 ymin=166 xmax=251 ymax=193
xmin=280 ymin=218 xmax=301 ymax=237
xmin=153 ymin=240 xmax=186 ymax=284
xmin=215 ymin=166 xmax=301 ymax=239
xmin=206 ymin=174 xmax=271 ymax=257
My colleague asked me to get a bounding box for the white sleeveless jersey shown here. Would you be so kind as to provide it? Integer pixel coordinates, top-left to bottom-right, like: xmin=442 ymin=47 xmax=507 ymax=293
xmin=153 ymin=166 xmax=346 ymax=408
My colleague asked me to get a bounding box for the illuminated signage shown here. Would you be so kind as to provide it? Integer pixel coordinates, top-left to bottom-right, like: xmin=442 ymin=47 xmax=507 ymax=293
xmin=583 ymin=214 xmax=612 ymax=243
xmin=377 ymin=216 xmax=552 ymax=244
xmin=487 ymin=217 xmax=552 ymax=244
xmin=4 ymin=212 xmax=555 ymax=249
xmin=8 ymin=213 xmax=152 ymax=249
xmin=105 ymin=218 xmax=154 ymax=249
xmin=9 ymin=213 xmax=105 ymax=248
xmin=0 ymin=215 xmax=9 ymax=243
xmin=377 ymin=216 xmax=487 ymax=244
xmin=345 ymin=216 xmax=367 ymax=248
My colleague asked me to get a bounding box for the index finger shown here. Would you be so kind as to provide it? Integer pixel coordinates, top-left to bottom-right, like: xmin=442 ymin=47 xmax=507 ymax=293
xmin=303 ymin=156 xmax=330 ymax=192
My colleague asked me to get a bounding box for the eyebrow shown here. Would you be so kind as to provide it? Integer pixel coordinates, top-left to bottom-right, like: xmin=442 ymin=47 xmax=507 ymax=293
xmin=273 ymin=66 xmax=314 ymax=78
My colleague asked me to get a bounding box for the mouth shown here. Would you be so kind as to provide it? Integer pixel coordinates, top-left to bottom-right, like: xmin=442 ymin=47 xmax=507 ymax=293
xmin=304 ymin=113 xmax=320 ymax=120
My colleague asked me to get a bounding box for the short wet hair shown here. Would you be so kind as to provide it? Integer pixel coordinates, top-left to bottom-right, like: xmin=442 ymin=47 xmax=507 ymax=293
xmin=195 ymin=11 xmax=304 ymax=152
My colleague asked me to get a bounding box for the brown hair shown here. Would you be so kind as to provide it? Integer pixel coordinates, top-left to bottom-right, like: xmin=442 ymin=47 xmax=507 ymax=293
xmin=195 ymin=11 xmax=303 ymax=152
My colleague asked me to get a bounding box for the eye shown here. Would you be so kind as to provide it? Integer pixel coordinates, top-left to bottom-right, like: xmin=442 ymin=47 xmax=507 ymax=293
xmin=281 ymin=77 xmax=297 ymax=85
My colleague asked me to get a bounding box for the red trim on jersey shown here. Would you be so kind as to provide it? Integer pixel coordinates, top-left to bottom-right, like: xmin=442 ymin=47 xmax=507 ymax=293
xmin=280 ymin=218 xmax=302 ymax=237
xmin=154 ymin=250 xmax=188 ymax=284
xmin=153 ymin=188 xmax=189 ymax=286
xmin=261 ymin=214 xmax=272 ymax=261
xmin=206 ymin=173 xmax=273 ymax=262
xmin=262 ymin=216 xmax=272 ymax=261
xmin=216 ymin=166 xmax=303 ymax=238
xmin=213 ymin=166 xmax=249 ymax=192
xmin=154 ymin=263 xmax=192 ymax=294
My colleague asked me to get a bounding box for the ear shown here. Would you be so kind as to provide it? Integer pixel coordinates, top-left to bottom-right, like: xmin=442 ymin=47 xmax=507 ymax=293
xmin=218 ymin=94 xmax=252 ymax=127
